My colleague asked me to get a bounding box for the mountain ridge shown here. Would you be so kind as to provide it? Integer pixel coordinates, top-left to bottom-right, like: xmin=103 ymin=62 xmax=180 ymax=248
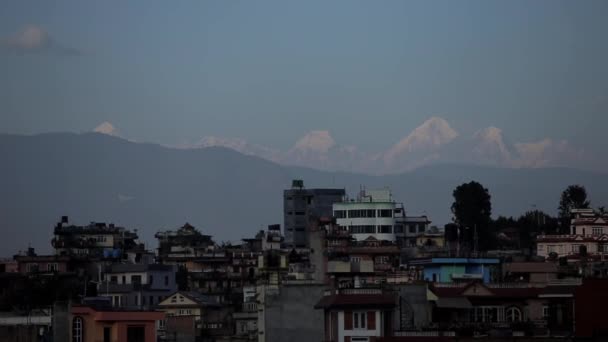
xmin=1 ymin=132 xmax=607 ymax=256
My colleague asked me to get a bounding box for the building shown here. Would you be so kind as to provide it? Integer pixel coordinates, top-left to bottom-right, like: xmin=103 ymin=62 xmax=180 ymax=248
xmin=429 ymin=281 xmax=547 ymax=335
xmin=13 ymin=248 xmax=71 ymax=274
xmin=400 ymin=216 xmax=432 ymax=246
xmin=100 ymin=263 xmax=177 ymax=309
xmin=284 ymin=179 xmax=345 ymax=248
xmin=333 ymin=189 xmax=405 ymax=242
xmin=52 ymin=216 xmax=139 ymax=259
xmin=408 ymin=258 xmax=500 ymax=283
xmin=71 ymin=299 xmax=164 ymax=342
xmin=156 ymin=291 xmax=222 ymax=341
xmin=315 ymin=288 xmax=396 ymax=342
xmin=503 ymin=262 xmax=559 ymax=285
xmin=574 ymin=279 xmax=608 ymax=338
xmin=537 ymin=209 xmax=608 ymax=259
xmin=155 ymin=223 xmax=215 ymax=266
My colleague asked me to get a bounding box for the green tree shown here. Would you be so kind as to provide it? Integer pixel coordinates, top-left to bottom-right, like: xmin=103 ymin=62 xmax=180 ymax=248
xmin=451 ymin=181 xmax=492 ymax=251
xmin=558 ymin=185 xmax=590 ymax=231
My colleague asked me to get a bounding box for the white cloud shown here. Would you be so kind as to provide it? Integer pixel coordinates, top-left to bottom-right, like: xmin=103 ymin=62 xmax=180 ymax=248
xmin=0 ymin=25 xmax=81 ymax=55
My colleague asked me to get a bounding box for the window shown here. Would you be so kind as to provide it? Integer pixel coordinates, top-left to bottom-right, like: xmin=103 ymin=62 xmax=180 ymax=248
xmin=348 ymin=209 xmax=376 ymax=218
xmin=593 ymin=227 xmax=603 ymax=236
xmin=471 ymin=306 xmax=504 ymax=323
xmin=418 ymin=224 xmax=425 ymax=233
xmin=352 ymin=338 xmax=369 ymax=342
xmin=122 ymin=275 xmax=126 ymax=284
xmin=26 ymin=263 xmax=39 ymax=273
xmin=131 ymin=275 xmax=142 ymax=284
xmin=334 ymin=210 xmax=347 ymax=219
xmin=351 ymin=257 xmax=361 ymax=263
xmin=171 ymin=296 xmax=177 ymax=303
xmin=408 ymin=225 xmax=416 ymax=233
xmin=149 ymin=296 xmax=154 ymax=305
xmin=542 ymin=305 xmax=549 ymax=319
xmin=295 ymin=211 xmax=306 ymax=216
xmin=547 ymin=245 xmax=555 ymax=253
xmin=378 ymin=225 xmax=392 ymax=234
xmin=378 ymin=209 xmax=392 ymax=217
xmin=110 ymin=276 xmax=117 ymax=283
xmin=72 ymin=316 xmax=84 ymax=342
xmin=349 ymin=225 xmax=376 ymax=234
xmin=394 ymin=225 xmax=404 ymax=234
xmin=149 ymin=275 xmax=153 ymax=285
xmin=376 ymin=256 xmax=389 ymax=264
xmin=158 ymin=319 xmax=166 ymax=331
xmin=353 ymin=311 xmax=367 ymax=329
xmin=164 ymin=275 xmax=169 ymax=286
xmin=47 ymin=263 xmax=58 ymax=272
xmin=505 ymin=307 xmax=522 ymax=322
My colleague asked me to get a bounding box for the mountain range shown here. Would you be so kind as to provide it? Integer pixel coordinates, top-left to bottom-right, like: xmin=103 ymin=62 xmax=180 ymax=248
xmin=167 ymin=117 xmax=597 ymax=174
xmin=2 ymin=131 xmax=608 ymax=256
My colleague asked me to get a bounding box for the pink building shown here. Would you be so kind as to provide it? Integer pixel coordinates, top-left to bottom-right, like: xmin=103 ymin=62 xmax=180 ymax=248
xmin=71 ymin=305 xmax=164 ymax=342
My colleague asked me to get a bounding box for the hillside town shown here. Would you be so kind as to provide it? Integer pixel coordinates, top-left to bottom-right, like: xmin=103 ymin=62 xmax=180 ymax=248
xmin=1 ymin=180 xmax=607 ymax=342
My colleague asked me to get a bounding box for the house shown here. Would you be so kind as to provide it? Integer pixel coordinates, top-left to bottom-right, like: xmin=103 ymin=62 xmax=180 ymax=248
xmin=13 ymin=248 xmax=70 ymax=274
xmin=52 ymin=216 xmax=139 ymax=259
xmin=155 ymin=223 xmax=215 ymax=267
xmin=315 ymin=288 xmax=396 ymax=342
xmin=408 ymin=258 xmax=500 ymax=283
xmin=100 ymin=263 xmax=177 ymax=309
xmin=156 ymin=291 xmax=222 ymax=341
xmin=71 ymin=299 xmax=164 ymax=342
xmin=536 ymin=234 xmax=608 ymax=259
xmin=429 ymin=281 xmax=546 ymax=335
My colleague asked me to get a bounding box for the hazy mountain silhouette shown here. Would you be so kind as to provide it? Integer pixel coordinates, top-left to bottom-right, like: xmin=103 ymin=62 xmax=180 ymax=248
xmin=1 ymin=132 xmax=607 ymax=256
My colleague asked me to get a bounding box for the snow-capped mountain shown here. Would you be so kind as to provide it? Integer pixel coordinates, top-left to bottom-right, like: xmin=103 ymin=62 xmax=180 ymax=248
xmin=93 ymin=122 xmax=119 ymax=136
xmin=164 ymin=117 xmax=594 ymax=174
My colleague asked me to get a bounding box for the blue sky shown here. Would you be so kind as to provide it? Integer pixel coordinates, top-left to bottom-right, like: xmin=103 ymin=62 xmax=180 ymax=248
xmin=1 ymin=0 xmax=607 ymax=154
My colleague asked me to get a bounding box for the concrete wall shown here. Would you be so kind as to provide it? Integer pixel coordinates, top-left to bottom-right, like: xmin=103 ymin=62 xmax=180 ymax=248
xmin=394 ymin=284 xmax=432 ymax=330
xmin=262 ymin=284 xmax=325 ymax=342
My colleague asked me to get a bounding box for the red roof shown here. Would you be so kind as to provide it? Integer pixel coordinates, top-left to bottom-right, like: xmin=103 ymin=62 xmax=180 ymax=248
xmin=314 ymin=293 xmax=396 ymax=309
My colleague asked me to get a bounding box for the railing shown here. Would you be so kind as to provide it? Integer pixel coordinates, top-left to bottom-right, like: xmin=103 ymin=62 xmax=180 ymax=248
xmin=394 ymin=331 xmax=456 ymax=337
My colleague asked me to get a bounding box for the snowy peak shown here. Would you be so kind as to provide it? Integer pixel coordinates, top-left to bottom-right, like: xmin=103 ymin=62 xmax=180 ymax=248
xmin=290 ymin=130 xmax=336 ymax=154
xmin=93 ymin=122 xmax=118 ymax=136
xmin=471 ymin=126 xmax=513 ymax=165
xmin=384 ymin=117 xmax=458 ymax=163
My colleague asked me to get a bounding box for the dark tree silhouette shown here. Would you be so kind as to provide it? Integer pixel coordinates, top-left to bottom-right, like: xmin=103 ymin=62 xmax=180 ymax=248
xmin=558 ymin=185 xmax=590 ymax=231
xmin=451 ymin=181 xmax=492 ymax=251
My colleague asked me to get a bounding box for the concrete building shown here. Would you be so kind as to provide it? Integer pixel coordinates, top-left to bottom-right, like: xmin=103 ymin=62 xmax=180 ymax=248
xmin=315 ymin=288 xmax=396 ymax=342
xmin=333 ymin=189 xmax=405 ymax=242
xmin=71 ymin=301 xmax=164 ymax=342
xmin=408 ymin=258 xmax=500 ymax=283
xmin=100 ymin=263 xmax=177 ymax=310
xmin=52 ymin=216 xmax=139 ymax=259
xmin=283 ymin=180 xmax=345 ymax=248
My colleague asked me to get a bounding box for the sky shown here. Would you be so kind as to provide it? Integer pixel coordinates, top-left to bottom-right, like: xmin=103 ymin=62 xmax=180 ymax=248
xmin=1 ymin=0 xmax=607 ymax=155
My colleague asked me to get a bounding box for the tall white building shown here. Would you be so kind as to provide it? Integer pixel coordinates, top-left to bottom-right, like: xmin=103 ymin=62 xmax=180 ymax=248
xmin=332 ymin=189 xmax=405 ymax=242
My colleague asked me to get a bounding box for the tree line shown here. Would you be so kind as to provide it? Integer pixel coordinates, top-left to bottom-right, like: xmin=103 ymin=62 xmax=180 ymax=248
xmin=446 ymin=181 xmax=596 ymax=252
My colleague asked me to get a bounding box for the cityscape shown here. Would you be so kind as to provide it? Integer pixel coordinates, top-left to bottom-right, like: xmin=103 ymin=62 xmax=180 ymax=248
xmin=0 ymin=179 xmax=606 ymax=341
xmin=2 ymin=1 xmax=608 ymax=341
